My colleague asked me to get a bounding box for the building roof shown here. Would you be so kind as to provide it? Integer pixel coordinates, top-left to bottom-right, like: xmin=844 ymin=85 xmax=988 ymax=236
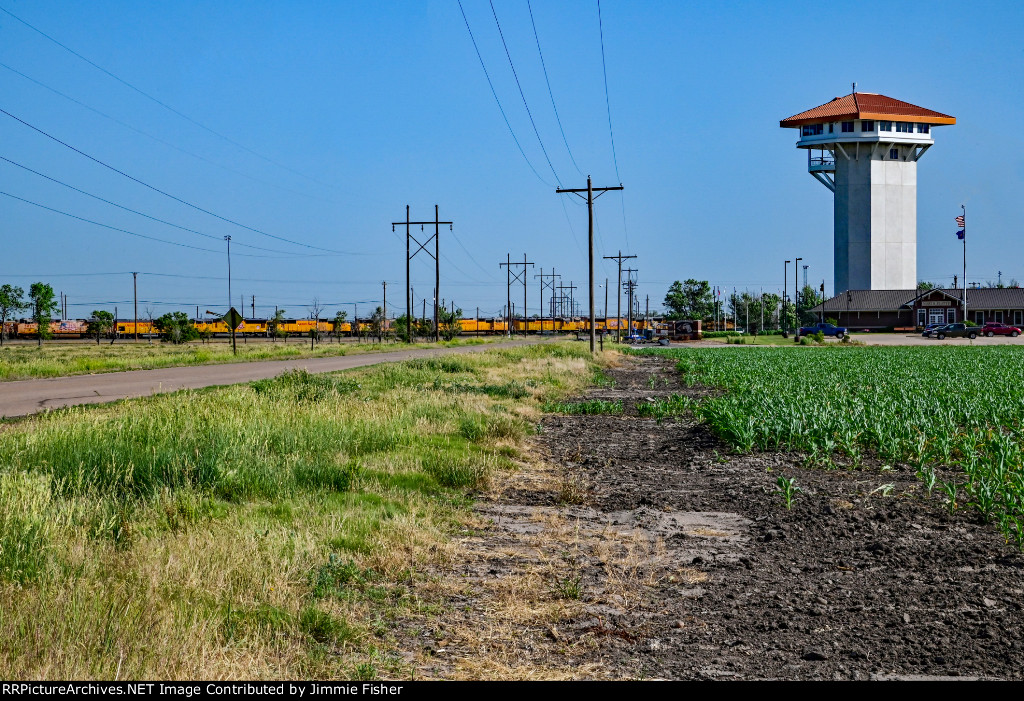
xmin=780 ymin=92 xmax=955 ymax=128
xmin=913 ymin=287 xmax=1024 ymax=308
xmin=811 ymin=287 xmax=1024 ymax=313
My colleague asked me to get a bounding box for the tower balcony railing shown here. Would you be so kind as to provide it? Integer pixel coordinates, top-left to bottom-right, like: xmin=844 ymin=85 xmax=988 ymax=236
xmin=808 ymin=150 xmax=835 ymax=172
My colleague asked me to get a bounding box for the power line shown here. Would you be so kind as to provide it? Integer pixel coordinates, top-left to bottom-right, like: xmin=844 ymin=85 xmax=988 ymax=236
xmin=449 ymin=228 xmax=495 ymax=280
xmin=527 ymin=0 xmax=582 ymax=176
xmin=0 ymin=155 xmax=339 ymax=256
xmin=457 ymin=0 xmax=552 ymax=187
xmin=489 ymin=0 xmax=561 ymax=186
xmin=0 ymin=189 xmax=295 ymax=258
xmin=0 ymin=4 xmax=336 ymax=191
xmin=0 ymin=106 xmax=353 ymax=254
xmin=0 ymin=61 xmax=335 ymax=204
xmin=596 ymin=0 xmax=631 ymax=253
xmin=596 ymin=0 xmax=620 ymax=182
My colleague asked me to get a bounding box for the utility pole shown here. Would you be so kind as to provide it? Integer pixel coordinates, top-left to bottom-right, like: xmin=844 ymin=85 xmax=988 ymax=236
xmin=795 ymin=257 xmax=803 ymax=328
xmin=783 ymin=260 xmax=790 ymax=335
xmin=556 ymin=281 xmax=577 ymax=322
xmin=535 ymin=268 xmax=559 ymax=336
xmin=961 ymin=205 xmax=968 ymax=322
xmin=382 ymin=281 xmax=387 ymax=336
xmin=500 ymin=254 xmax=534 ymax=336
xmin=558 ymin=176 xmax=624 ymax=352
xmin=603 ymin=250 xmax=637 ymax=343
xmin=132 ymin=272 xmax=138 ymax=341
xmin=622 ymin=268 xmax=638 ymax=339
xmin=251 ymin=295 xmax=255 ymax=320
xmin=604 ymin=277 xmax=609 ymax=332
xmin=225 ymin=235 xmax=235 ymax=355
xmin=392 ymin=205 xmax=452 ymax=343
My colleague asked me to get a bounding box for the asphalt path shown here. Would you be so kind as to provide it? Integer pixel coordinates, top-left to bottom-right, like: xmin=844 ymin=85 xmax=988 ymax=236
xmin=0 ymin=339 xmax=543 ymax=418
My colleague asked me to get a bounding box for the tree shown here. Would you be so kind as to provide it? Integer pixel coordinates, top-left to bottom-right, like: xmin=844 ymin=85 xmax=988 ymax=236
xmin=393 ymin=314 xmax=431 ymax=343
xmin=309 ymin=298 xmax=324 ymax=349
xmin=29 ymin=282 xmax=59 ymax=347
xmin=797 ymin=284 xmax=824 ymax=326
xmin=368 ymin=307 xmax=387 ymax=342
xmin=437 ymin=305 xmax=463 ymax=341
xmin=144 ymin=307 xmax=155 ymax=344
xmin=0 ymin=284 xmax=27 ymax=346
xmin=270 ymin=308 xmax=287 ymax=343
xmin=87 ymin=310 xmax=114 ymax=345
xmin=154 ymin=311 xmax=198 ymax=344
xmin=332 ymin=310 xmax=348 ymax=342
xmin=663 ymin=279 xmax=714 ymax=320
xmin=917 ymin=280 xmax=937 ymax=291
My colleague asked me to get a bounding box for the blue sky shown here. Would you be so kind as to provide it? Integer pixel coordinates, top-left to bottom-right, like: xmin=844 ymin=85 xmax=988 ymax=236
xmin=1 ymin=0 xmax=1021 ymax=320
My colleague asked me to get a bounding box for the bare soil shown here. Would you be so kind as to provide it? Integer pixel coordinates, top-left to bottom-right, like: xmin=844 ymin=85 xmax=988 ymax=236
xmin=403 ymin=353 xmax=1024 ymax=680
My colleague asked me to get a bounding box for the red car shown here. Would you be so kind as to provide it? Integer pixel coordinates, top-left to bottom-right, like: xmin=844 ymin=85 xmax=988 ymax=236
xmin=981 ymin=323 xmax=1021 ymax=337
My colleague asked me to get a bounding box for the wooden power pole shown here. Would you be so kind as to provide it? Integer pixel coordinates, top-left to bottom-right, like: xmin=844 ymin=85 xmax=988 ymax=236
xmin=392 ymin=206 xmax=452 ymax=343
xmin=500 ymin=254 xmax=533 ymax=336
xmin=557 ymin=176 xmax=624 ymax=353
xmin=603 ymin=250 xmax=637 ymax=343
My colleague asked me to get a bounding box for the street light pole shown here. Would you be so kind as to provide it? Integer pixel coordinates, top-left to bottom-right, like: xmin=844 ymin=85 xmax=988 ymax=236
xmin=795 ymin=257 xmax=803 ymax=329
xmin=784 ymin=260 xmax=790 ymax=334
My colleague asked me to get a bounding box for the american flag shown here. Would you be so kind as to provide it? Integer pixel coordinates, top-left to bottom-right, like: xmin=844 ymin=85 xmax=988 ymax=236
xmin=955 ymin=215 xmax=965 ymax=227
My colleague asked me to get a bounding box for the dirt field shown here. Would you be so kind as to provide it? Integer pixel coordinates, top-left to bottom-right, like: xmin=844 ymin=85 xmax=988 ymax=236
xmin=405 ymin=352 xmax=1024 ymax=680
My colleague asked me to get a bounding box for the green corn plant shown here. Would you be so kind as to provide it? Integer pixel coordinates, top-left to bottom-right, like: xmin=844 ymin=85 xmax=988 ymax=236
xmin=775 ymin=475 xmax=800 ymax=510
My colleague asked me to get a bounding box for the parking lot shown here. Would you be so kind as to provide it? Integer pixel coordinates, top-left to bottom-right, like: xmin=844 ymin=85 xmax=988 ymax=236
xmin=852 ymin=332 xmax=1024 ymax=346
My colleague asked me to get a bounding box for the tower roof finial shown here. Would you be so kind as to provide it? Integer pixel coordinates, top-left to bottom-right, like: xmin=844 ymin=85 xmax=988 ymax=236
xmin=852 ymin=81 xmax=857 ymax=94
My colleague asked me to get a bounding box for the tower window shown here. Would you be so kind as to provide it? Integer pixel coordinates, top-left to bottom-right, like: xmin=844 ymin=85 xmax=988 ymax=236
xmin=841 ymin=121 xmax=854 ymax=132
xmin=829 ymin=123 xmax=834 ymax=133
xmin=895 ymin=122 xmax=913 ymax=133
xmin=889 ymin=148 xmax=900 ymax=160
xmin=918 ymin=123 xmax=930 ymax=134
xmin=861 ymin=120 xmax=875 ymax=131
xmin=879 ymin=121 xmax=892 ymax=131
xmin=802 ymin=124 xmax=823 ymax=136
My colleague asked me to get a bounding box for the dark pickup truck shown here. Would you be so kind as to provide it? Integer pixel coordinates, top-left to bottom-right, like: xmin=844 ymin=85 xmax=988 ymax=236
xmin=927 ymin=323 xmax=979 ymax=340
xmin=797 ymin=322 xmax=847 ymax=339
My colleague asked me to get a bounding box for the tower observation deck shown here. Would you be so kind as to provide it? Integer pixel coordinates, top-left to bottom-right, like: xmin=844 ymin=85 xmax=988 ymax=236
xmin=781 ymin=92 xmax=954 ymax=292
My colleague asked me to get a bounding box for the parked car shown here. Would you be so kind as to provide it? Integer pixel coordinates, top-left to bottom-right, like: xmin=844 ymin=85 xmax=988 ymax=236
xmin=929 ymin=323 xmax=978 ymax=340
xmin=921 ymin=323 xmax=946 ymax=337
xmin=981 ymin=323 xmax=1022 ymax=337
xmin=797 ymin=322 xmax=847 ymax=339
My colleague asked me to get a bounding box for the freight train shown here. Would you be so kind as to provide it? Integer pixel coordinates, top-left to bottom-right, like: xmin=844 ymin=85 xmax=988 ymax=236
xmin=1 ymin=316 xmax=664 ymax=340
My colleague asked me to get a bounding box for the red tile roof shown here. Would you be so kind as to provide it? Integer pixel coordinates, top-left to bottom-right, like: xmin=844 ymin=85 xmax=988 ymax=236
xmin=780 ymin=93 xmax=955 ymax=128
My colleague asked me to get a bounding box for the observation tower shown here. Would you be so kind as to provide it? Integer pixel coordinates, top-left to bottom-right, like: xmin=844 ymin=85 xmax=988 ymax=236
xmin=780 ymin=91 xmax=954 ymax=291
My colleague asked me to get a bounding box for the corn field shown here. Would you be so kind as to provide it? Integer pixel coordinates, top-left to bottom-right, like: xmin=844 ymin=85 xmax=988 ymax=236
xmin=642 ymin=346 xmax=1024 ymax=547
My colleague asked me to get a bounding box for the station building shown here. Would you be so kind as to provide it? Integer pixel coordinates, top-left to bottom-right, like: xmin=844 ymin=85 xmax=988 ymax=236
xmin=811 ymin=287 xmax=1024 ymax=331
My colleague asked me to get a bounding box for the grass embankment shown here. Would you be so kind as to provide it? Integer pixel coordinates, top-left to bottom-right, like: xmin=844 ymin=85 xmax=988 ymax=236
xmin=637 ymin=345 xmax=1024 ymax=547
xmin=0 ymin=337 xmax=496 ymax=381
xmin=0 ymin=342 xmax=602 ymax=678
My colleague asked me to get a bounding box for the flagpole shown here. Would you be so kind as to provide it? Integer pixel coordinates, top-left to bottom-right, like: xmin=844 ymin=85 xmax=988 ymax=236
xmin=962 ymin=204 xmax=967 ymax=322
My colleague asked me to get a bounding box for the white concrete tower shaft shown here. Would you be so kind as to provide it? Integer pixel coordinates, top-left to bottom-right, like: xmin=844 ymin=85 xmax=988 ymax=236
xmin=781 ymin=92 xmax=955 ymax=292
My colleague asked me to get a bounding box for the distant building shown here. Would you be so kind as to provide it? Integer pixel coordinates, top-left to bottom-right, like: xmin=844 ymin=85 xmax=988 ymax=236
xmin=781 ymin=92 xmax=955 ymax=292
xmin=811 ymin=288 xmax=1024 ymax=330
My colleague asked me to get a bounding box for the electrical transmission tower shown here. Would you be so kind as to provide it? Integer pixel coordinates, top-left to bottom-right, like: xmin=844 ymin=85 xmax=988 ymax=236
xmin=500 ymin=253 xmax=534 ymax=336
xmin=535 ymin=268 xmax=560 ymax=335
xmin=557 ymin=176 xmax=624 ymax=353
xmin=603 ymin=250 xmax=637 ymax=342
xmin=392 ymin=205 xmax=452 ymax=343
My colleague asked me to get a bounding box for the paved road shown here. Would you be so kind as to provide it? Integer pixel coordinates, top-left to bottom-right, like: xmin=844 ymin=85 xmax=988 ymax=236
xmin=0 ymin=339 xmax=541 ymax=418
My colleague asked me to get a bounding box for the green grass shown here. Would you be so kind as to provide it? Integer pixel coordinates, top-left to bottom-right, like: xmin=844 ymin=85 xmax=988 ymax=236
xmin=635 ymin=346 xmax=1024 ymax=547
xmin=542 ymin=399 xmax=624 ymax=415
xmin=637 ymin=394 xmax=694 ymax=420
xmin=0 ymin=335 xmax=500 ymax=381
xmin=0 ymin=341 xmax=598 ymax=678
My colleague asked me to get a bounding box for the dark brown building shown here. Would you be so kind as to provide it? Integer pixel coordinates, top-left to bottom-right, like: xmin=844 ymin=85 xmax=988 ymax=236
xmin=811 ymin=288 xmax=1024 ymax=330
